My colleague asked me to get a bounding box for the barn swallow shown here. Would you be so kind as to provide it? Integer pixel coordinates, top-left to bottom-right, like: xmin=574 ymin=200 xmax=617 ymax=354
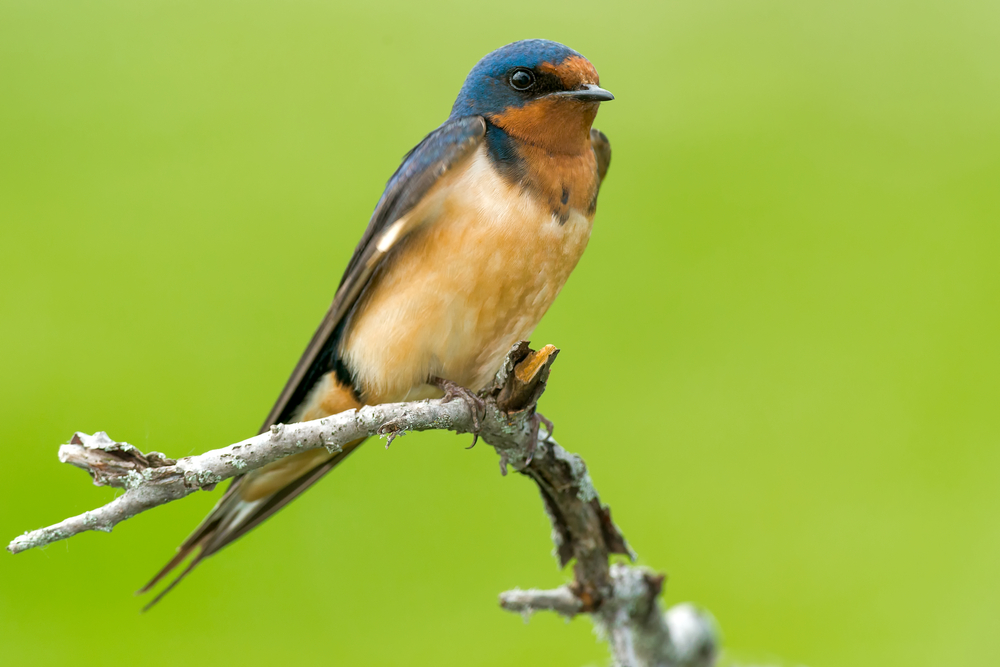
xmin=140 ymin=39 xmax=613 ymax=608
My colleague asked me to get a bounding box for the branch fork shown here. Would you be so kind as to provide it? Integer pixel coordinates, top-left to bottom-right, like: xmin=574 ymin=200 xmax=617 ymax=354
xmin=8 ymin=341 xmax=718 ymax=667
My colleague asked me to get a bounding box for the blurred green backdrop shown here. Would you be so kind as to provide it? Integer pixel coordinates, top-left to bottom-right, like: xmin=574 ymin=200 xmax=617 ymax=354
xmin=2 ymin=1 xmax=999 ymax=665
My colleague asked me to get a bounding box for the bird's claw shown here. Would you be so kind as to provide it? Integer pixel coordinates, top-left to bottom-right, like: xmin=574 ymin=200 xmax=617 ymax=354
xmin=525 ymin=412 xmax=555 ymax=467
xmin=431 ymin=376 xmax=485 ymax=448
xmin=536 ymin=411 xmax=554 ymax=439
xmin=377 ymin=419 xmax=406 ymax=448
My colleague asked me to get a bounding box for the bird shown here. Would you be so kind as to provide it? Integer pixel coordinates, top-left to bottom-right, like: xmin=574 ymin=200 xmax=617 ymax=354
xmin=139 ymin=38 xmax=613 ymax=609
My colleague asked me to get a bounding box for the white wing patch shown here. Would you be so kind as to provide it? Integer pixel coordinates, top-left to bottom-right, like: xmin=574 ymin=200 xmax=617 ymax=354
xmin=375 ymin=214 xmax=412 ymax=253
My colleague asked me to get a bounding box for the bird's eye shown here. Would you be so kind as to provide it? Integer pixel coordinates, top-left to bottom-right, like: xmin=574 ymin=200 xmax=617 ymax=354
xmin=509 ymin=69 xmax=535 ymax=91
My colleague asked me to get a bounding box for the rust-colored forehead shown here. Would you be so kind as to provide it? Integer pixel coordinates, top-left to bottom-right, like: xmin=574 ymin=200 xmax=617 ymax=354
xmin=539 ymin=55 xmax=599 ymax=88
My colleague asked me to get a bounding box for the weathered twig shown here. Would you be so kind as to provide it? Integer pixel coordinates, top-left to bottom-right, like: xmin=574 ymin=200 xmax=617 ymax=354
xmin=8 ymin=342 xmax=718 ymax=667
xmin=486 ymin=343 xmax=718 ymax=667
xmin=500 ymin=570 xmax=717 ymax=667
xmin=7 ymin=399 xmax=473 ymax=554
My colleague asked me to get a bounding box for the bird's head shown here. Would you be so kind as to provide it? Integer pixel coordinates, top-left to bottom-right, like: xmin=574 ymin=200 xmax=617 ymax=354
xmin=450 ymin=40 xmax=613 ymax=153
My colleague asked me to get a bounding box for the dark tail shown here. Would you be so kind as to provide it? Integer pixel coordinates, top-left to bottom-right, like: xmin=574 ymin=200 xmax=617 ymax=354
xmin=138 ymin=438 xmax=365 ymax=610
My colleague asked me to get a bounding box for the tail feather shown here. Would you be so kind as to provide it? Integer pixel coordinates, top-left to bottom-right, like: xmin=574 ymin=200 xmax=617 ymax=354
xmin=136 ymin=537 xmax=205 ymax=596
xmin=136 ymin=481 xmax=244 ymax=595
xmin=139 ymin=438 xmax=365 ymax=609
xmin=141 ymin=551 xmax=206 ymax=612
xmin=211 ymin=444 xmax=362 ymax=550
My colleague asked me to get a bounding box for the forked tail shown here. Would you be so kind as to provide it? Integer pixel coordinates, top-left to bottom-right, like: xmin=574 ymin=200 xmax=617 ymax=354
xmin=138 ymin=437 xmax=366 ymax=610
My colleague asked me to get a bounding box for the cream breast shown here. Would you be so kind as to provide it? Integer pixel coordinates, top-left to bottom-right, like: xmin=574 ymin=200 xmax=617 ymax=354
xmin=338 ymin=145 xmax=594 ymax=405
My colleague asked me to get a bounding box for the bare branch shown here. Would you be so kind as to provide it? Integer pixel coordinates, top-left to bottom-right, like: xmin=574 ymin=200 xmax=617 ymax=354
xmin=8 ymin=398 xmax=473 ymax=554
xmin=500 ymin=570 xmax=717 ymax=667
xmin=7 ymin=341 xmax=719 ymax=666
xmin=596 ymin=565 xmax=717 ymax=667
xmin=500 ymin=585 xmax=583 ymax=617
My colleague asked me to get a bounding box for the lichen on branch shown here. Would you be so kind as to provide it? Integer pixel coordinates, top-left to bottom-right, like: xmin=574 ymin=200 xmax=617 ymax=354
xmin=7 ymin=341 xmax=718 ymax=667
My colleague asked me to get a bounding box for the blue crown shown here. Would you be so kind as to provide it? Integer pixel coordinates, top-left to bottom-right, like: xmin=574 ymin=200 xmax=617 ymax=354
xmin=450 ymin=39 xmax=583 ymax=119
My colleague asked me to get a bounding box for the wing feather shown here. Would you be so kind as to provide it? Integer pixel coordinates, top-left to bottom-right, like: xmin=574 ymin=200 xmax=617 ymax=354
xmin=140 ymin=115 xmax=487 ymax=605
xmin=260 ymin=115 xmax=487 ymax=430
xmin=590 ymin=128 xmax=611 ymax=185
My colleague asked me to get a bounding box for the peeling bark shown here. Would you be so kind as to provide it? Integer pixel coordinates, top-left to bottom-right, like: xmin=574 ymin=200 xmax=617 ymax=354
xmin=7 ymin=342 xmax=718 ymax=667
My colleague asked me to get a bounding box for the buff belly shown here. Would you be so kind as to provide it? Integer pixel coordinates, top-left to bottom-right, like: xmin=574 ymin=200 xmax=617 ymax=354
xmin=248 ymin=146 xmax=595 ymax=497
xmin=338 ymin=146 xmax=594 ymax=405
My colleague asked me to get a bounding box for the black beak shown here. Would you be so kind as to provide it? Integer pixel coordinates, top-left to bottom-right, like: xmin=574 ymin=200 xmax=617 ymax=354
xmin=552 ymin=84 xmax=615 ymax=102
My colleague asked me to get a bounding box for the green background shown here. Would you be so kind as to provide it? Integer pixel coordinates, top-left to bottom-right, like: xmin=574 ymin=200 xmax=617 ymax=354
xmin=2 ymin=1 xmax=998 ymax=665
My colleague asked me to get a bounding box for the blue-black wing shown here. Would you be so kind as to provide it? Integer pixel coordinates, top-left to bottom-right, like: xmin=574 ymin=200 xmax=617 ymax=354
xmin=139 ymin=116 xmax=487 ymax=606
xmin=261 ymin=115 xmax=487 ymax=429
xmin=591 ymin=128 xmax=611 ymax=184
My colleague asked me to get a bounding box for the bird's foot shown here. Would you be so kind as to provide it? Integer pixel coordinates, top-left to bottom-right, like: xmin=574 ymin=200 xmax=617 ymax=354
xmin=536 ymin=411 xmax=554 ymax=439
xmin=431 ymin=376 xmax=485 ymax=449
xmin=525 ymin=411 xmax=555 ymax=467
